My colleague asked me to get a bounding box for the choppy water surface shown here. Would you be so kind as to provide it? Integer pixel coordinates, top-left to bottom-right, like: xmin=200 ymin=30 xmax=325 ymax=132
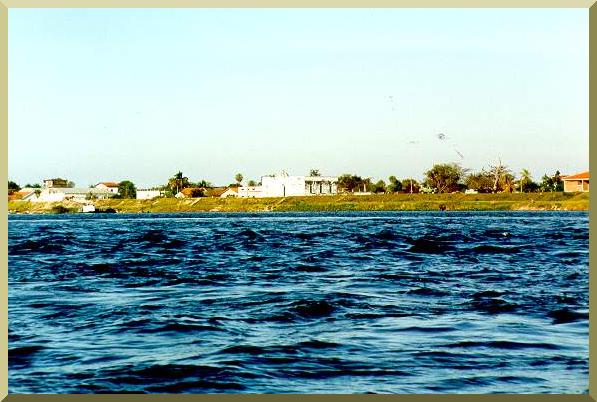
xmin=8 ymin=211 xmax=588 ymax=393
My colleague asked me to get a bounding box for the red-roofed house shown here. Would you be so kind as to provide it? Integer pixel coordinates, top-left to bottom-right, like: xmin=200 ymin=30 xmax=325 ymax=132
xmin=8 ymin=189 xmax=38 ymax=202
xmin=562 ymin=171 xmax=589 ymax=193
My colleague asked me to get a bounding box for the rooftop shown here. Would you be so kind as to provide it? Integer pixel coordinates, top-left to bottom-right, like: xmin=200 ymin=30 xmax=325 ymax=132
xmin=562 ymin=171 xmax=589 ymax=180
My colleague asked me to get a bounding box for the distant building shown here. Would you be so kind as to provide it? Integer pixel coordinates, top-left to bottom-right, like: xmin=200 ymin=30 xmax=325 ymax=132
xmin=257 ymin=171 xmax=338 ymax=198
xmin=220 ymin=187 xmax=239 ymax=198
xmin=43 ymin=178 xmax=68 ymax=188
xmin=562 ymin=171 xmax=589 ymax=193
xmin=8 ymin=188 xmax=39 ymax=202
xmin=237 ymin=186 xmax=263 ymax=198
xmin=205 ymin=187 xmax=228 ymax=197
xmin=175 ymin=187 xmax=205 ymax=198
xmin=95 ymin=182 xmax=120 ymax=194
xmin=35 ymin=187 xmax=115 ymax=202
xmin=136 ymin=189 xmax=164 ymax=200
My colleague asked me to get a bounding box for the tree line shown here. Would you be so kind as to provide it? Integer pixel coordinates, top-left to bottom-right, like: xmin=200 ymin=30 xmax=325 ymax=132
xmin=7 ymin=163 xmax=568 ymax=201
xmin=337 ymin=163 xmax=565 ymax=194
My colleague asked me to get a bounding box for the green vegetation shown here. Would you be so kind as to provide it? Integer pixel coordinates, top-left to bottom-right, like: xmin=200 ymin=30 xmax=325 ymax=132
xmin=117 ymin=180 xmax=137 ymax=199
xmin=8 ymin=180 xmax=20 ymax=194
xmin=423 ymin=163 xmax=465 ymax=193
xmin=8 ymin=192 xmax=588 ymax=214
xmin=167 ymin=171 xmax=190 ymax=195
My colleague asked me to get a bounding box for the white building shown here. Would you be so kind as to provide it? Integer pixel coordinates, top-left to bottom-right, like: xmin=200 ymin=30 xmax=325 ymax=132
xmin=95 ymin=182 xmax=120 ymax=194
xmin=136 ymin=189 xmax=164 ymax=200
xmin=237 ymin=186 xmax=263 ymax=198
xmin=35 ymin=187 xmax=115 ymax=203
xmin=232 ymin=171 xmax=339 ymax=198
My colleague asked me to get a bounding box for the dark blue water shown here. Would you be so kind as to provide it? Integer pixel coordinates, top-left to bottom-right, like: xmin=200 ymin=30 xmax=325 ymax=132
xmin=8 ymin=211 xmax=588 ymax=394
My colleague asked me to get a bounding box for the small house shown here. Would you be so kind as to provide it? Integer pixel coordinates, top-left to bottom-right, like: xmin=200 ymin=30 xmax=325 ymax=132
xmin=562 ymin=171 xmax=589 ymax=193
xmin=220 ymin=187 xmax=239 ymax=198
xmin=95 ymin=182 xmax=120 ymax=194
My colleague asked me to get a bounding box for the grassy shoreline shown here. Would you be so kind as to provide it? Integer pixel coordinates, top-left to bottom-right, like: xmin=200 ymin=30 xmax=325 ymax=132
xmin=7 ymin=192 xmax=589 ymax=214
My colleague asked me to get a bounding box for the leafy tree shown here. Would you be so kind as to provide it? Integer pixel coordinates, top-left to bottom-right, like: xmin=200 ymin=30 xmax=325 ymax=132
xmin=465 ymin=172 xmax=494 ymax=193
xmin=387 ymin=176 xmax=402 ymax=193
xmin=248 ymin=180 xmax=257 ymax=187
xmin=540 ymin=171 xmax=564 ymax=192
xmin=235 ymin=173 xmax=244 ymax=185
xmin=309 ymin=169 xmax=320 ymax=177
xmin=372 ymin=180 xmax=386 ymax=193
xmin=188 ymin=188 xmax=205 ymax=197
xmin=8 ymin=180 xmax=20 ymax=195
xmin=337 ymin=174 xmax=372 ymax=192
xmin=24 ymin=183 xmax=41 ymax=188
xmin=424 ymin=163 xmax=465 ymax=193
xmin=118 ymin=180 xmax=137 ymax=199
xmin=194 ymin=180 xmax=212 ymax=188
xmin=168 ymin=171 xmax=189 ymax=194
xmin=401 ymin=178 xmax=420 ymax=194
xmin=67 ymin=181 xmax=76 ymax=188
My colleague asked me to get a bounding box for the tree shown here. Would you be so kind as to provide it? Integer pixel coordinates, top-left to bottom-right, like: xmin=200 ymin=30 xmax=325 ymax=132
xmin=24 ymin=183 xmax=41 ymax=188
xmin=387 ymin=176 xmax=402 ymax=193
xmin=338 ymin=174 xmax=365 ymax=192
xmin=424 ymin=163 xmax=465 ymax=193
xmin=235 ymin=173 xmax=243 ymax=185
xmin=519 ymin=169 xmax=532 ymax=193
xmin=67 ymin=181 xmax=76 ymax=188
xmin=8 ymin=181 xmax=20 ymax=195
xmin=194 ymin=180 xmax=212 ymax=188
xmin=168 ymin=171 xmax=189 ymax=194
xmin=499 ymin=173 xmax=515 ymax=193
xmin=372 ymin=180 xmax=386 ymax=194
xmin=465 ymin=172 xmax=493 ymax=193
xmin=309 ymin=169 xmax=320 ymax=177
xmin=540 ymin=171 xmax=564 ymax=192
xmin=248 ymin=180 xmax=257 ymax=187
xmin=488 ymin=159 xmax=510 ymax=193
xmin=554 ymin=170 xmax=564 ymax=191
xmin=188 ymin=188 xmax=205 ymax=197
xmin=118 ymin=180 xmax=137 ymax=199
xmin=401 ymin=178 xmax=420 ymax=194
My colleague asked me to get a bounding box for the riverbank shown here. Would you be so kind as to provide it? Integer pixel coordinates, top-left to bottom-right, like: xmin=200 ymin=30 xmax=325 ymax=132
xmin=7 ymin=192 xmax=589 ymax=214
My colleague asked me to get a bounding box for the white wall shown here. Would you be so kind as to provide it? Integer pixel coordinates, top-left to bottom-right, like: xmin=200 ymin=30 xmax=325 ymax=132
xmin=261 ymin=175 xmax=306 ymax=197
xmin=35 ymin=189 xmax=65 ymax=202
xmin=237 ymin=186 xmax=263 ymax=198
xmin=136 ymin=190 xmax=163 ymax=200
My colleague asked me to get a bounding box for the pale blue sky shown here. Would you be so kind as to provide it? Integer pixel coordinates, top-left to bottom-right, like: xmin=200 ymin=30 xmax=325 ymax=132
xmin=9 ymin=8 xmax=588 ymax=188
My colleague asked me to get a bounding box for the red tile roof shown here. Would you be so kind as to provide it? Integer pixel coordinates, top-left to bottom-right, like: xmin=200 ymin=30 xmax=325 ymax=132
xmin=8 ymin=190 xmax=35 ymax=201
xmin=562 ymin=171 xmax=589 ymax=180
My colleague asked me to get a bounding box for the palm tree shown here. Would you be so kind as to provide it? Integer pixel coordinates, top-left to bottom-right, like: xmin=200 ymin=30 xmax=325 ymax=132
xmin=168 ymin=171 xmax=189 ymax=194
xmin=519 ymin=169 xmax=531 ymax=193
xmin=235 ymin=173 xmax=243 ymax=186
